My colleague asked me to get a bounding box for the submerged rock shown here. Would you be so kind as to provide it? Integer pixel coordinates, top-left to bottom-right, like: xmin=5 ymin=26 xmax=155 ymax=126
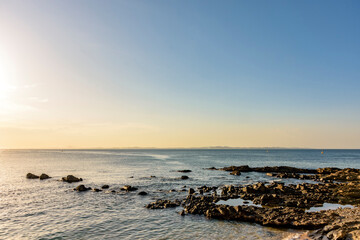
xmin=39 ymin=173 xmax=51 ymax=180
xmin=181 ymin=176 xmax=189 ymax=180
xmin=101 ymin=185 xmax=110 ymax=189
xmin=121 ymin=185 xmax=138 ymax=191
xmin=26 ymin=173 xmax=39 ymax=179
xmin=62 ymin=175 xmax=83 ymax=183
xmin=230 ymin=170 xmax=241 ymax=176
xmin=177 ymin=170 xmax=192 ymax=173
xmin=138 ymin=191 xmax=148 ymax=196
xmin=74 ymin=185 xmax=91 ymax=191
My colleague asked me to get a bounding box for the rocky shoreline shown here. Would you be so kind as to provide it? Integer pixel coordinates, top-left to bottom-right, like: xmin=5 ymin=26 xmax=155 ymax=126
xmin=26 ymin=165 xmax=360 ymax=239
xmin=146 ymin=165 xmax=360 ymax=240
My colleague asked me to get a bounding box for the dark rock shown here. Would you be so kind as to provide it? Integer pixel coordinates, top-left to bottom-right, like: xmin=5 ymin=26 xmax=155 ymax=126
xmin=39 ymin=173 xmax=50 ymax=180
xmin=146 ymin=199 xmax=181 ymax=209
xmin=26 ymin=173 xmax=39 ymax=179
xmin=74 ymin=185 xmax=91 ymax=191
xmin=230 ymin=171 xmax=241 ymax=176
xmin=188 ymin=188 xmax=195 ymax=194
xmin=206 ymin=167 xmax=217 ymax=170
xmin=92 ymin=188 xmax=102 ymax=192
xmin=62 ymin=175 xmax=82 ymax=183
xmin=181 ymin=176 xmax=189 ymax=180
xmin=177 ymin=170 xmax=192 ymax=173
xmin=138 ymin=191 xmax=148 ymax=196
xmin=101 ymin=185 xmax=110 ymax=189
xmin=121 ymin=185 xmax=138 ymax=191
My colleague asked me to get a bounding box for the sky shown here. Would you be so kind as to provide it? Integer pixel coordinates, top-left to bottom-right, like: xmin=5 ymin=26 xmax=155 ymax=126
xmin=0 ymin=0 xmax=359 ymax=149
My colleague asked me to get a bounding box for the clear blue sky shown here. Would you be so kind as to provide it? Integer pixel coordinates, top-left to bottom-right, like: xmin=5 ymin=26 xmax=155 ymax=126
xmin=0 ymin=0 xmax=360 ymax=148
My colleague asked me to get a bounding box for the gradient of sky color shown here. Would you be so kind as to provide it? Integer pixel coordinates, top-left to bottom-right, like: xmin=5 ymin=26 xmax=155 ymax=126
xmin=0 ymin=0 xmax=359 ymax=149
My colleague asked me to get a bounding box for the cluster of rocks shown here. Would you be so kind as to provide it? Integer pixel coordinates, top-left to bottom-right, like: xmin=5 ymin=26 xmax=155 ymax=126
xmin=26 ymin=173 xmax=51 ymax=180
xmin=146 ymin=165 xmax=360 ymax=239
xmin=213 ymin=165 xmax=360 ymax=183
xmin=146 ymin=199 xmax=181 ymax=209
xmin=72 ymin=184 xmax=147 ymax=196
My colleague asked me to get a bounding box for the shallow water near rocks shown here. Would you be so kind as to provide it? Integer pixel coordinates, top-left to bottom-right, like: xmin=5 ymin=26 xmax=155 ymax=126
xmin=1 ymin=149 xmax=360 ymax=239
xmin=306 ymin=203 xmax=354 ymax=212
xmin=216 ymin=198 xmax=261 ymax=207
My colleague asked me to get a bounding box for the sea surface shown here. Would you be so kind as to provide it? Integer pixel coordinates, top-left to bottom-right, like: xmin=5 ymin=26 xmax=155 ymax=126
xmin=1 ymin=149 xmax=360 ymax=240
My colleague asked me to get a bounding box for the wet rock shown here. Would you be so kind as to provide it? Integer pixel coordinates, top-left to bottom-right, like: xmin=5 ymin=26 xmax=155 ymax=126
xmin=101 ymin=185 xmax=109 ymax=189
xmin=121 ymin=185 xmax=138 ymax=191
xmin=146 ymin=199 xmax=181 ymax=209
xmin=92 ymin=188 xmax=102 ymax=192
xmin=206 ymin=167 xmax=217 ymax=170
xmin=138 ymin=191 xmax=148 ymax=196
xmin=74 ymin=185 xmax=91 ymax=191
xmin=26 ymin=173 xmax=39 ymax=179
xmin=177 ymin=170 xmax=192 ymax=173
xmin=230 ymin=170 xmax=241 ymax=176
xmin=150 ymin=176 xmax=156 ymax=178
xmin=188 ymin=188 xmax=195 ymax=194
xmin=62 ymin=175 xmax=83 ymax=183
xmin=180 ymin=176 xmax=189 ymax=180
xmin=39 ymin=173 xmax=50 ymax=180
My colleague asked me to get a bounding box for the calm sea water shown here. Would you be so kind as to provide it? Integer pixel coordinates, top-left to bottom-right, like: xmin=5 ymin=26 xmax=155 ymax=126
xmin=1 ymin=149 xmax=360 ymax=240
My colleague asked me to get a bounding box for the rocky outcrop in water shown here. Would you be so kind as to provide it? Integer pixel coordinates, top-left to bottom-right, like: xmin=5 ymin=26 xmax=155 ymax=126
xmin=146 ymin=199 xmax=181 ymax=209
xmin=26 ymin=173 xmax=39 ymax=179
xmin=121 ymin=185 xmax=138 ymax=191
xmin=146 ymin=165 xmax=360 ymax=239
xmin=74 ymin=185 xmax=91 ymax=191
xmin=39 ymin=173 xmax=51 ymax=180
xmin=177 ymin=170 xmax=192 ymax=173
xmin=180 ymin=176 xmax=189 ymax=180
xmin=62 ymin=175 xmax=83 ymax=183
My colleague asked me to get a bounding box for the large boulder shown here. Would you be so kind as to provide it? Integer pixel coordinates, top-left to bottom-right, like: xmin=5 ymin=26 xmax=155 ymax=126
xmin=26 ymin=173 xmax=39 ymax=179
xmin=62 ymin=175 xmax=83 ymax=183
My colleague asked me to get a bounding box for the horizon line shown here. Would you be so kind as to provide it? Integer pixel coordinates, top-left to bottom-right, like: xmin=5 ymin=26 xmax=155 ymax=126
xmin=1 ymin=147 xmax=360 ymax=150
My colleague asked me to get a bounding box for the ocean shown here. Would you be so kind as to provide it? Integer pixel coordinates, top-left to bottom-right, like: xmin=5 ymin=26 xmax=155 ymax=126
xmin=1 ymin=149 xmax=360 ymax=239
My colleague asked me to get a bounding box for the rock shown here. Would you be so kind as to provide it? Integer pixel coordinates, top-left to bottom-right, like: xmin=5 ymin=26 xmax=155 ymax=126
xmin=62 ymin=175 xmax=82 ymax=183
xmin=39 ymin=173 xmax=50 ymax=180
xmin=121 ymin=185 xmax=138 ymax=191
xmin=26 ymin=173 xmax=39 ymax=179
xmin=230 ymin=171 xmax=241 ymax=176
xmin=101 ymin=185 xmax=110 ymax=189
xmin=146 ymin=199 xmax=181 ymax=209
xmin=74 ymin=185 xmax=91 ymax=191
xmin=181 ymin=176 xmax=189 ymax=180
xmin=150 ymin=176 xmax=156 ymax=178
xmin=188 ymin=188 xmax=195 ymax=194
xmin=206 ymin=167 xmax=217 ymax=170
xmin=92 ymin=188 xmax=102 ymax=192
xmin=177 ymin=170 xmax=192 ymax=173
xmin=138 ymin=191 xmax=148 ymax=196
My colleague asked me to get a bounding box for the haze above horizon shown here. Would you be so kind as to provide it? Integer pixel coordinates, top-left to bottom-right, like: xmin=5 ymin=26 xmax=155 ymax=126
xmin=0 ymin=0 xmax=360 ymax=149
